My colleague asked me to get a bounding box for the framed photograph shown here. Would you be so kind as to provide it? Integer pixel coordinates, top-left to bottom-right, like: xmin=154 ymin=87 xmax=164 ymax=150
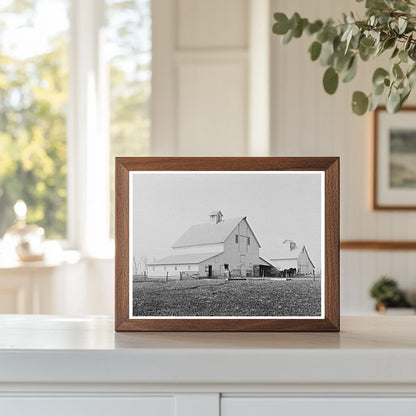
xmin=374 ymin=106 xmax=416 ymax=209
xmin=115 ymin=157 xmax=339 ymax=332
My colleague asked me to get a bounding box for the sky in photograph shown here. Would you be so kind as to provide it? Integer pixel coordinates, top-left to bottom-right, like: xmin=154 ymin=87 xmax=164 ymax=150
xmin=132 ymin=172 xmax=323 ymax=269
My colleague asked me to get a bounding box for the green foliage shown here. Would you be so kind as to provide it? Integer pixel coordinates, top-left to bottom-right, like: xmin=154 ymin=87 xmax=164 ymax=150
xmin=0 ymin=12 xmax=69 ymax=238
xmin=0 ymin=0 xmax=151 ymax=239
xmin=272 ymin=0 xmax=416 ymax=115
xmin=369 ymin=276 xmax=411 ymax=307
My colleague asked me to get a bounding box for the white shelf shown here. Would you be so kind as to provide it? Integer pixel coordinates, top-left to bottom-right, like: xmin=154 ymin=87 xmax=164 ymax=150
xmin=0 ymin=315 xmax=416 ymax=387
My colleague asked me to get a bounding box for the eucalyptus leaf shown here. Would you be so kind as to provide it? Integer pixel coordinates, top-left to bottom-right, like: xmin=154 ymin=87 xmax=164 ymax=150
xmin=307 ymin=20 xmax=323 ymax=35
xmin=373 ymin=82 xmax=385 ymax=95
xmin=399 ymin=49 xmax=408 ymax=63
xmin=369 ymin=92 xmax=383 ymax=111
xmin=320 ymin=41 xmax=335 ymax=66
xmin=387 ymin=87 xmax=401 ymax=112
xmin=352 ymin=91 xmax=369 ymax=115
xmin=391 ymin=47 xmax=399 ymax=59
xmin=273 ymin=13 xmax=290 ymax=34
xmin=282 ymin=29 xmax=293 ymax=44
xmin=323 ymin=67 xmax=339 ymax=94
xmin=372 ymin=67 xmax=389 ymax=85
xmin=398 ymin=17 xmax=407 ymax=34
xmin=309 ymin=41 xmax=322 ymax=61
xmin=342 ymin=56 xmax=358 ymax=82
xmin=393 ymin=63 xmax=404 ymax=79
xmin=366 ymin=0 xmax=388 ymax=10
xmin=405 ymin=34 xmax=413 ymax=51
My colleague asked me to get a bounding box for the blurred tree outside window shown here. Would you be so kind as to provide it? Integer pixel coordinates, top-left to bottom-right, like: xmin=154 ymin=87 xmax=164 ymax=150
xmin=0 ymin=0 xmax=151 ymax=242
xmin=0 ymin=0 xmax=70 ymax=239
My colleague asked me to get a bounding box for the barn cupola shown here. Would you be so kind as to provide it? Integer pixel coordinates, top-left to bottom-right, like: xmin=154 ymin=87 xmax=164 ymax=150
xmin=283 ymin=239 xmax=298 ymax=251
xmin=209 ymin=210 xmax=223 ymax=224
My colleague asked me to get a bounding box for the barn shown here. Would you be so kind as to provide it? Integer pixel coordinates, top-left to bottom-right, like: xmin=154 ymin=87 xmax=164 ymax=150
xmin=147 ymin=210 xmax=272 ymax=279
xmin=270 ymin=240 xmax=315 ymax=275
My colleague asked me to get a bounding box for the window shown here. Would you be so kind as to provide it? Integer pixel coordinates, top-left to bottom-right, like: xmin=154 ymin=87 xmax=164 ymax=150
xmin=187 ymin=266 xmax=190 ymax=270
xmin=224 ymin=264 xmax=229 ymax=270
xmin=248 ymin=237 xmax=250 ymax=245
xmin=240 ymin=254 xmax=246 ymax=264
xmin=0 ymin=0 xmax=70 ymax=239
xmin=174 ymin=266 xmax=177 ymax=270
xmin=235 ymin=235 xmax=238 ymax=243
xmin=107 ymin=0 xmax=151 ymax=237
xmin=0 ymin=0 xmax=151 ymax=254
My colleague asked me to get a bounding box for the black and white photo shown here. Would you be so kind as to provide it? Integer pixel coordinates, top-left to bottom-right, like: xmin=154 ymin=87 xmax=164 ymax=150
xmin=130 ymin=171 xmax=324 ymax=319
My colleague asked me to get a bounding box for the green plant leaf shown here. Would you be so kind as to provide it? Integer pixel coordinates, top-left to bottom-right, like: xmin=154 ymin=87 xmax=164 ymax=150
xmin=307 ymin=20 xmax=323 ymax=35
xmin=372 ymin=67 xmax=389 ymax=86
xmin=383 ymin=37 xmax=396 ymax=50
xmin=366 ymin=0 xmax=388 ymax=7
xmin=342 ymin=56 xmax=357 ymax=82
xmin=282 ymin=29 xmax=293 ymax=44
xmin=309 ymin=41 xmax=322 ymax=61
xmin=387 ymin=87 xmax=401 ymax=112
xmin=405 ymin=33 xmax=413 ymax=50
xmin=391 ymin=47 xmax=399 ymax=59
xmin=393 ymin=63 xmax=404 ymax=79
xmin=369 ymin=92 xmax=383 ymax=111
xmin=323 ymin=67 xmax=339 ymax=94
xmin=374 ymin=82 xmax=385 ymax=95
xmin=399 ymin=49 xmax=408 ymax=63
xmin=273 ymin=13 xmax=290 ymax=34
xmin=352 ymin=91 xmax=369 ymax=115
xmin=320 ymin=40 xmax=335 ymax=66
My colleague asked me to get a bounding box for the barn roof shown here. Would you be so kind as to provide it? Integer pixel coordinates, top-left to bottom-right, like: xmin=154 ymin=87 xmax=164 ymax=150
xmin=271 ymin=244 xmax=316 ymax=268
xmin=271 ymin=246 xmax=302 ymax=260
xmin=172 ymin=216 xmax=261 ymax=248
xmin=259 ymin=256 xmax=274 ymax=267
xmin=148 ymin=252 xmax=223 ymax=265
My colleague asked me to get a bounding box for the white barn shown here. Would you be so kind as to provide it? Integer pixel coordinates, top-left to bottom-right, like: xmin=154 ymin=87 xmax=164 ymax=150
xmin=270 ymin=240 xmax=315 ymax=275
xmin=147 ymin=211 xmax=272 ymax=278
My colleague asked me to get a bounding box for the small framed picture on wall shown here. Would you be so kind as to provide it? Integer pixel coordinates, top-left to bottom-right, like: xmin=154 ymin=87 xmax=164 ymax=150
xmin=374 ymin=106 xmax=416 ymax=209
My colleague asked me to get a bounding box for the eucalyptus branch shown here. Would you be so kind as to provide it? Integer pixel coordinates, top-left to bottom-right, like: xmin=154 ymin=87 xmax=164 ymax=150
xmin=272 ymin=0 xmax=416 ymax=114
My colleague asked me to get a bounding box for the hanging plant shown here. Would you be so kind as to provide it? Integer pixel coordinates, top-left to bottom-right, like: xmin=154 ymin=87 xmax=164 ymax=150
xmin=272 ymin=0 xmax=416 ymax=115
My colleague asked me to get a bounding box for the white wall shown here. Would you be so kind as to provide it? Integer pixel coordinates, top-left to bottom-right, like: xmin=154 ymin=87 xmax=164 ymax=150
xmin=270 ymin=0 xmax=416 ymax=313
xmin=152 ymin=0 xmax=267 ymax=156
xmin=40 ymin=0 xmax=416 ymax=316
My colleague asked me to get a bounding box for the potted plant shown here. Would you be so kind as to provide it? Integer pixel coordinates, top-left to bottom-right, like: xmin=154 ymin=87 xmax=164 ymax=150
xmin=369 ymin=276 xmax=413 ymax=313
xmin=272 ymin=0 xmax=416 ymax=115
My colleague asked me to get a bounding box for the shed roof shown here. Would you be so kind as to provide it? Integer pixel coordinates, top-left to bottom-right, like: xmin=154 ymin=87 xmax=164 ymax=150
xmin=148 ymin=252 xmax=223 ymax=265
xmin=172 ymin=217 xmax=244 ymax=248
xmin=271 ymin=244 xmax=316 ymax=269
xmin=259 ymin=256 xmax=274 ymax=267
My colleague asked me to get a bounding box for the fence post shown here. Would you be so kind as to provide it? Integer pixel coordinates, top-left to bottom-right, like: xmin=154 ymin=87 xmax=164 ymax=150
xmin=166 ymin=271 xmax=168 ymax=282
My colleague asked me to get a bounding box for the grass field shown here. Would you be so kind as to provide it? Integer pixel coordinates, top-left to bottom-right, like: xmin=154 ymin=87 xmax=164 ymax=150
xmin=132 ymin=278 xmax=321 ymax=317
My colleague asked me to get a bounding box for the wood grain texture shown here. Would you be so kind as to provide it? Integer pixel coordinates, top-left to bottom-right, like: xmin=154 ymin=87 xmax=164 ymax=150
xmin=373 ymin=106 xmax=416 ymax=210
xmin=341 ymin=241 xmax=416 ymax=250
xmin=115 ymin=157 xmax=340 ymax=332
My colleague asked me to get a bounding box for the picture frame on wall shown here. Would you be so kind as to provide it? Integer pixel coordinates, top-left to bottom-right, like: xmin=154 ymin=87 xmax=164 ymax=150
xmin=115 ymin=157 xmax=339 ymax=332
xmin=374 ymin=106 xmax=416 ymax=210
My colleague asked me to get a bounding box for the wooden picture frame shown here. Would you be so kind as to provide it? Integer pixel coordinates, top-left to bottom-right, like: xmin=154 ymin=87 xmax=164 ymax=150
xmin=115 ymin=157 xmax=339 ymax=332
xmin=373 ymin=106 xmax=416 ymax=210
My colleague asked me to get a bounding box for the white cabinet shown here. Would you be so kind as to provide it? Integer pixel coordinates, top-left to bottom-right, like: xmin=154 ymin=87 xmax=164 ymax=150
xmin=222 ymin=398 xmax=416 ymax=416
xmin=1 ymin=397 xmax=175 ymax=416
xmin=1 ymin=316 xmax=416 ymax=416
